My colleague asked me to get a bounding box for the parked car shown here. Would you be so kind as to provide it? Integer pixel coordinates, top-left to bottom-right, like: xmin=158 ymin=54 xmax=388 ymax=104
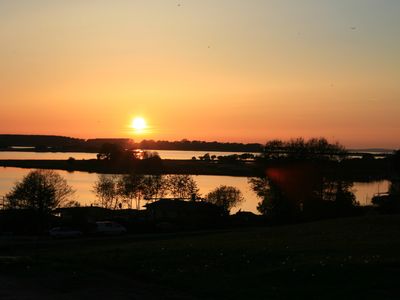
xmin=49 ymin=227 xmax=83 ymax=238
xmin=95 ymin=221 xmax=127 ymax=235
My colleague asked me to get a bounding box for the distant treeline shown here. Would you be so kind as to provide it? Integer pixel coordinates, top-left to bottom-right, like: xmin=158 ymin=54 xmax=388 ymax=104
xmin=135 ymin=139 xmax=263 ymax=152
xmin=0 ymin=135 xmax=85 ymax=149
xmin=0 ymin=135 xmax=263 ymax=153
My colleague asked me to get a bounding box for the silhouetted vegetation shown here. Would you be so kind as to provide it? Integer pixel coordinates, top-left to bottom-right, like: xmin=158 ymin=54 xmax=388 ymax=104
xmin=217 ymin=153 xmax=256 ymax=162
xmin=261 ymin=137 xmax=347 ymax=161
xmin=96 ymin=143 xmax=125 ymax=161
xmin=372 ymin=180 xmax=400 ymax=213
xmin=92 ymin=175 xmax=122 ymax=209
xmin=166 ymin=174 xmax=199 ymax=199
xmin=3 ymin=170 xmax=75 ymax=214
xmin=0 ymin=170 xmax=76 ymax=233
xmin=119 ymin=174 xmax=146 ymax=209
xmin=0 ymin=134 xmax=85 ymax=150
xmin=0 ymin=134 xmax=263 ymax=153
xmin=0 ymin=158 xmax=258 ymax=176
xmin=1 ymin=137 xmax=399 ymax=234
xmin=249 ymin=177 xmax=298 ymax=221
xmin=249 ymin=138 xmax=361 ymax=222
xmin=86 ymin=138 xmax=133 ymax=150
xmin=205 ymin=185 xmax=244 ymax=215
xmin=94 ymin=143 xmax=164 ymax=173
xmin=1 ymin=136 xmax=396 ymax=184
xmin=142 ymin=174 xmax=169 ymax=200
xmin=92 ymin=174 xmax=199 ymax=209
xmin=135 ymin=139 xmax=263 ymax=152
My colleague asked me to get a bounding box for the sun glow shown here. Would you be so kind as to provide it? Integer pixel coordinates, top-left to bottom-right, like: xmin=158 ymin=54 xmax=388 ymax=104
xmin=131 ymin=117 xmax=147 ymax=133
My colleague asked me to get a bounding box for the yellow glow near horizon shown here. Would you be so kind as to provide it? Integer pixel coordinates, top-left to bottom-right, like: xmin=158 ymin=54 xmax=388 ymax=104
xmin=130 ymin=117 xmax=147 ymax=134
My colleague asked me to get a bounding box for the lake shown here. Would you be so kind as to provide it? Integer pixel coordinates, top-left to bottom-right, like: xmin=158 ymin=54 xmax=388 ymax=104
xmin=0 ymin=167 xmax=390 ymax=214
xmin=0 ymin=150 xmax=259 ymax=161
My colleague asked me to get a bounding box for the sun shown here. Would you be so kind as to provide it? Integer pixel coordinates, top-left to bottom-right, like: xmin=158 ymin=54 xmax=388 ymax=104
xmin=130 ymin=117 xmax=147 ymax=133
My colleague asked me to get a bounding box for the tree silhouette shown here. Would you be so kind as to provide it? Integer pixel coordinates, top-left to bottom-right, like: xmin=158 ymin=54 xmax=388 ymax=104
xmin=250 ymin=168 xmax=357 ymax=220
xmin=96 ymin=143 xmax=124 ymax=161
xmin=205 ymin=185 xmax=244 ymax=214
xmin=166 ymin=174 xmax=199 ymax=199
xmin=142 ymin=175 xmax=168 ymax=201
xmin=249 ymin=177 xmax=294 ymax=218
xmin=263 ymin=137 xmax=347 ymax=161
xmin=118 ymin=173 xmax=145 ymax=209
xmin=93 ymin=174 xmax=121 ymax=209
xmin=4 ymin=170 xmax=75 ymax=214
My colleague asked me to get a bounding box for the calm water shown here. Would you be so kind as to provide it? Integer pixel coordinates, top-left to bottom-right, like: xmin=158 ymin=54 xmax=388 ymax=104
xmin=0 ymin=150 xmax=259 ymax=160
xmin=0 ymin=167 xmax=390 ymax=214
xmin=0 ymin=151 xmax=97 ymax=160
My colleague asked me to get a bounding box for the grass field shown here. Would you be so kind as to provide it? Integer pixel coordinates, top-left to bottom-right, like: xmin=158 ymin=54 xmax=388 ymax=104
xmin=1 ymin=214 xmax=400 ymax=299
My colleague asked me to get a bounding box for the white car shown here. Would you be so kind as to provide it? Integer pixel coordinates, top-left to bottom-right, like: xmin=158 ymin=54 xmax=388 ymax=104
xmin=49 ymin=227 xmax=83 ymax=238
xmin=95 ymin=221 xmax=127 ymax=235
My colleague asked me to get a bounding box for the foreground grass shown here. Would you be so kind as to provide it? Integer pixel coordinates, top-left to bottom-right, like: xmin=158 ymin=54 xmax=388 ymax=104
xmin=1 ymin=215 xmax=400 ymax=299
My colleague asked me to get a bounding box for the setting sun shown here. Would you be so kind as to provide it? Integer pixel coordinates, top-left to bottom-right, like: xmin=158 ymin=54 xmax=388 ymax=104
xmin=131 ymin=117 xmax=147 ymax=133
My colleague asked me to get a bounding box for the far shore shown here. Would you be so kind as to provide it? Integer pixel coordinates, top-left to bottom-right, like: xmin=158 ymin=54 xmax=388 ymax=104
xmin=0 ymin=158 xmax=395 ymax=181
xmin=0 ymin=159 xmax=259 ymax=177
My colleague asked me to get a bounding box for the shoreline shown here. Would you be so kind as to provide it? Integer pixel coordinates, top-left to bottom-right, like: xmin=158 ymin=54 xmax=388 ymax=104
xmin=0 ymin=158 xmax=395 ymax=181
xmin=0 ymin=159 xmax=259 ymax=177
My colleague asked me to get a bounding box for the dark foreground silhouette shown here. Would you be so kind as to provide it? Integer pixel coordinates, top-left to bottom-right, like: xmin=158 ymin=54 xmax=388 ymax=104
xmin=1 ymin=214 xmax=400 ymax=299
xmin=1 ymin=140 xmax=399 ymax=299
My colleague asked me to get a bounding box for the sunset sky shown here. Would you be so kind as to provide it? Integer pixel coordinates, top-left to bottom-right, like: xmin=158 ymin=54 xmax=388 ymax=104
xmin=1 ymin=0 xmax=399 ymax=148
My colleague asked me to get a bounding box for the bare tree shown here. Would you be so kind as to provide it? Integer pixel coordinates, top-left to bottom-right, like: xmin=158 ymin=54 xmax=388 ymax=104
xmin=118 ymin=174 xmax=145 ymax=209
xmin=142 ymin=175 xmax=168 ymax=201
xmin=93 ymin=174 xmax=121 ymax=209
xmin=166 ymin=175 xmax=199 ymax=199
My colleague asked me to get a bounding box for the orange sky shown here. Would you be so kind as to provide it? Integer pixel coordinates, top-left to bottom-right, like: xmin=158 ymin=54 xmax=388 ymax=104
xmin=1 ymin=1 xmax=399 ymax=148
